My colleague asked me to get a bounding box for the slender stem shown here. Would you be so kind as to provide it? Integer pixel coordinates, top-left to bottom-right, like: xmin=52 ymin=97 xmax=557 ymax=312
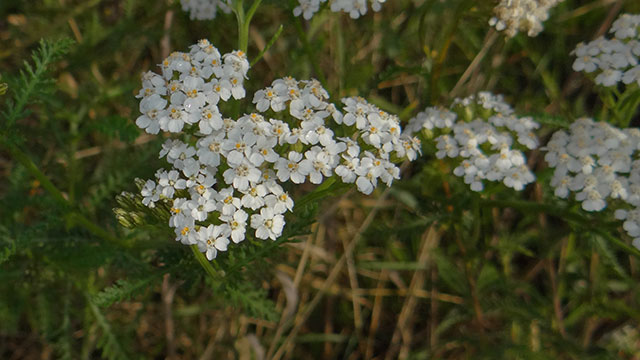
xmin=1 ymin=139 xmax=127 ymax=247
xmin=250 ymin=24 xmax=283 ymax=67
xmin=69 ymin=213 xmax=128 ymax=248
xmin=233 ymin=0 xmax=262 ymax=53
xmin=233 ymin=0 xmax=246 ymax=52
xmin=2 ymin=139 xmax=69 ymax=206
xmin=190 ymin=245 xmax=223 ymax=280
xmin=293 ymin=14 xmax=327 ymax=87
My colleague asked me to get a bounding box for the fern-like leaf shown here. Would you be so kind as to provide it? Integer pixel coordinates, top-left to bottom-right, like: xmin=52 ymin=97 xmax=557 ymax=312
xmin=1 ymin=37 xmax=74 ymax=132
xmin=224 ymin=282 xmax=279 ymax=322
xmin=0 ymin=225 xmax=16 ymax=265
xmin=88 ymin=299 xmax=130 ymax=360
xmin=92 ymin=276 xmax=158 ymax=308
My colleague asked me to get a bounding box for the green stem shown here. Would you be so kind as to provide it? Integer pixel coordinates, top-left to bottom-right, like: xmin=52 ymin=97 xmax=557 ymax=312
xmin=2 ymin=139 xmax=69 ymax=206
xmin=68 ymin=213 xmax=128 ymax=248
xmin=190 ymin=245 xmax=223 ymax=280
xmin=616 ymin=87 xmax=640 ymax=128
xmin=1 ymin=139 xmax=127 ymax=247
xmin=250 ymin=24 xmax=284 ymax=67
xmin=293 ymin=14 xmax=327 ymax=87
xmin=233 ymin=0 xmax=263 ymax=53
xmin=233 ymin=0 xmax=246 ymax=51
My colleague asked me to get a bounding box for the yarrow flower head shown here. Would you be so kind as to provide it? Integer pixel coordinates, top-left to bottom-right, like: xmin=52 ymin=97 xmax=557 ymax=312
xmin=406 ymin=92 xmax=539 ymax=192
xmin=180 ymin=0 xmax=231 ymax=21
xmin=543 ymin=118 xmax=640 ymax=248
xmin=571 ymin=13 xmax=640 ymax=88
xmin=489 ymin=0 xmax=564 ymax=37
xmin=130 ymin=40 xmax=416 ymax=260
xmin=294 ymin=0 xmax=387 ymax=20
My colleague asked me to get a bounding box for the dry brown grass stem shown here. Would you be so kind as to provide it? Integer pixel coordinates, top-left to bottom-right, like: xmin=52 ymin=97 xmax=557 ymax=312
xmin=340 ymin=227 xmax=365 ymax=339
xmin=268 ymin=188 xmax=393 ymax=360
xmin=385 ymin=226 xmax=441 ymax=360
xmin=365 ymin=269 xmax=389 ymax=359
xmin=450 ymin=29 xmax=498 ymax=98
xmin=160 ymin=9 xmax=174 ymax=60
xmin=162 ymin=274 xmax=179 ymax=359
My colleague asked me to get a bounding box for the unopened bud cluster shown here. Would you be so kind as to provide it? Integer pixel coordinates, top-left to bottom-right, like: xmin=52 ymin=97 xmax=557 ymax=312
xmin=572 ymin=14 xmax=640 ymax=87
xmin=131 ymin=39 xmax=416 ymax=260
xmin=406 ymin=92 xmax=539 ymax=192
xmin=489 ymin=0 xmax=564 ymax=37
xmin=294 ymin=0 xmax=387 ymax=20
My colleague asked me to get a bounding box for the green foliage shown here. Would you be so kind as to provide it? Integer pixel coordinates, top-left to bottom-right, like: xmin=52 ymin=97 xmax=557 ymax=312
xmin=224 ymin=282 xmax=279 ymax=322
xmin=3 ymin=0 xmax=640 ymax=358
xmin=88 ymin=300 xmax=131 ymax=360
xmin=93 ymin=115 xmax=141 ymax=143
xmin=0 ymin=226 xmax=16 ymax=265
xmin=92 ymin=276 xmax=159 ymax=308
xmin=1 ymin=37 xmax=74 ymax=135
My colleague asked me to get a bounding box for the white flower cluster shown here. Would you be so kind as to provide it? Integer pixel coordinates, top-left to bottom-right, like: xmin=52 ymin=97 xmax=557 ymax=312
xmin=543 ymin=118 xmax=640 ymax=247
xmin=251 ymin=79 xmax=420 ymax=195
xmin=134 ymin=40 xmax=417 ymax=260
xmin=489 ymin=0 xmax=564 ymax=37
xmin=180 ymin=0 xmax=231 ymax=21
xmin=571 ymin=14 xmax=640 ymax=87
xmin=406 ymin=92 xmax=539 ymax=192
xmin=293 ymin=0 xmax=387 ymax=20
xmin=135 ymin=39 xmax=248 ymax=134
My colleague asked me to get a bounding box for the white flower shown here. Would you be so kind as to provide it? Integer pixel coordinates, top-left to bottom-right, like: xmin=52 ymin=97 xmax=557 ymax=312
xmin=216 ymin=187 xmax=241 ymax=216
xmin=198 ymin=105 xmax=223 ymax=134
xmin=275 ymin=151 xmax=311 ymax=184
xmin=241 ymin=183 xmax=267 ymax=210
xmin=223 ymin=131 xmax=257 ymax=167
xmin=136 ymin=94 xmax=166 ymax=134
xmin=187 ymin=193 xmax=216 ymax=221
xmin=265 ymin=184 xmax=295 ymax=214
xmin=196 ymin=132 xmax=225 ymax=167
xmin=157 ymin=170 xmax=187 ymax=198
xmin=251 ymin=207 xmax=285 ymax=240
xmin=220 ymin=209 xmax=248 ymax=243
xmin=222 ymin=159 xmax=262 ymax=191
xmin=141 ymin=180 xmax=160 ymax=207
xmin=180 ymin=0 xmax=231 ymax=21
xmin=197 ymin=225 xmax=230 ymax=260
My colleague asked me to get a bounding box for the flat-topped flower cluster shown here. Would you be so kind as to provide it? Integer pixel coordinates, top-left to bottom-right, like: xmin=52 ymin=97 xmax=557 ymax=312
xmin=180 ymin=0 xmax=231 ymax=21
xmin=489 ymin=0 xmax=564 ymax=37
xmin=543 ymin=118 xmax=640 ymax=246
xmin=405 ymin=92 xmax=539 ymax=192
xmin=572 ymin=13 xmax=640 ymax=87
xmin=133 ymin=39 xmax=418 ymax=260
xmin=294 ymin=0 xmax=387 ymax=20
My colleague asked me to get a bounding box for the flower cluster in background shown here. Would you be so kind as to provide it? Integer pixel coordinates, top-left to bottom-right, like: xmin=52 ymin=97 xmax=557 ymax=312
xmin=572 ymin=13 xmax=640 ymax=87
xmin=293 ymin=0 xmax=387 ymax=20
xmin=543 ymin=118 xmax=640 ymax=247
xmin=180 ymin=0 xmax=231 ymax=21
xmin=406 ymin=92 xmax=539 ymax=192
xmin=133 ymin=40 xmax=417 ymax=260
xmin=489 ymin=0 xmax=564 ymax=37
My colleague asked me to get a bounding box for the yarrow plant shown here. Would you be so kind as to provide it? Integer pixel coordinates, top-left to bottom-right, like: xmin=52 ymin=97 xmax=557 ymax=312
xmin=544 ymin=118 xmax=640 ymax=248
xmin=180 ymin=0 xmax=231 ymax=20
xmin=406 ymin=92 xmax=539 ymax=192
xmin=572 ymin=14 xmax=640 ymax=88
xmin=128 ymin=39 xmax=418 ymax=260
xmin=293 ymin=0 xmax=387 ymax=20
xmin=489 ymin=0 xmax=564 ymax=37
